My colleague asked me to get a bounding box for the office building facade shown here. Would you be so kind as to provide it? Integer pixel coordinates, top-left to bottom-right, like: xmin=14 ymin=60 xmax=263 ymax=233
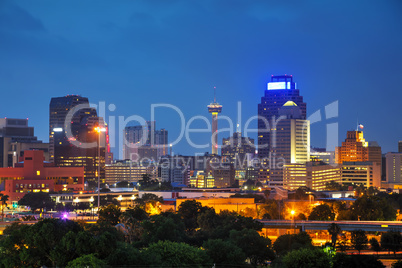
xmin=268 ymin=101 xmax=310 ymax=186
xmin=257 ymin=75 xmax=307 ymax=182
xmin=335 ymin=131 xmax=382 ymax=168
xmin=0 ymin=118 xmax=48 ymax=168
xmin=385 ymin=152 xmax=402 ymax=184
xmin=123 ymin=121 xmax=168 ymax=161
xmin=105 ymin=160 xmax=157 ymax=185
xmin=50 ymin=95 xmax=106 ymax=183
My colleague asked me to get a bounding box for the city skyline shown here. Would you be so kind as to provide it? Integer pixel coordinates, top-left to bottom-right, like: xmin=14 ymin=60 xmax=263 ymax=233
xmin=1 ymin=0 xmax=401 ymax=157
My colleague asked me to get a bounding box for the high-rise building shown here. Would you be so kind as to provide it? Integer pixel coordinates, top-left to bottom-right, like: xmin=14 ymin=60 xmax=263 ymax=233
xmin=49 ymin=95 xmax=97 ymax=161
xmin=268 ymin=101 xmax=310 ymax=186
xmin=123 ymin=121 xmax=168 ymax=161
xmin=49 ymin=95 xmax=105 ymax=183
xmin=258 ymin=75 xmax=306 ymax=182
xmin=335 ymin=131 xmax=382 ymax=167
xmin=385 ymin=152 xmax=402 ymax=184
xmin=222 ymin=132 xmax=255 ymax=167
xmin=399 ymin=141 xmax=402 ymax=153
xmin=0 ymin=118 xmax=49 ymax=167
xmin=207 ymin=88 xmax=222 ymax=155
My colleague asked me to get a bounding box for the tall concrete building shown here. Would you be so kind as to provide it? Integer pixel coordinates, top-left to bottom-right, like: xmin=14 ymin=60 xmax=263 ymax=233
xmin=222 ymin=132 xmax=255 ymax=167
xmin=0 ymin=118 xmax=49 ymax=167
xmin=257 ymin=75 xmax=306 ymax=182
xmin=385 ymin=152 xmax=402 ymax=185
xmin=268 ymin=101 xmax=310 ymax=186
xmin=207 ymin=88 xmax=222 ymax=155
xmin=49 ymin=95 xmax=96 ymax=162
xmin=123 ymin=121 xmax=168 ymax=161
xmin=49 ymin=95 xmax=106 ymax=183
xmin=335 ymin=131 xmax=382 ymax=167
xmin=399 ymin=141 xmax=402 ymax=153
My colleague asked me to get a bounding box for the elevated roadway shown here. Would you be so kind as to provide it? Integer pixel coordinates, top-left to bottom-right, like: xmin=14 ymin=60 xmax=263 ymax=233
xmin=259 ymin=220 xmax=402 ymax=232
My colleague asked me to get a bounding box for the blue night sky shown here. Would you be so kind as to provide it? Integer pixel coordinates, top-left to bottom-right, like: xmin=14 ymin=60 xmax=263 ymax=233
xmin=1 ymin=0 xmax=401 ymax=159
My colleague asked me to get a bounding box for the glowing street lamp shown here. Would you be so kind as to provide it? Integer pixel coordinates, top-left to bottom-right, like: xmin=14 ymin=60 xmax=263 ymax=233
xmin=291 ymin=210 xmax=296 ymax=234
xmin=94 ymin=126 xmax=106 ymax=211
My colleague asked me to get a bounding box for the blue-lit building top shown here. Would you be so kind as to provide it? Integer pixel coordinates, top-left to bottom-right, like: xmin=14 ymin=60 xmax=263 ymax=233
xmin=267 ymin=75 xmax=297 ymax=90
xmin=258 ymin=75 xmax=306 ymax=159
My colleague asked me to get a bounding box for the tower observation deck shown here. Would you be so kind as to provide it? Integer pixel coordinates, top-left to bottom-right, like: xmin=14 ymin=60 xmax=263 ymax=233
xmin=207 ymin=87 xmax=222 ymax=155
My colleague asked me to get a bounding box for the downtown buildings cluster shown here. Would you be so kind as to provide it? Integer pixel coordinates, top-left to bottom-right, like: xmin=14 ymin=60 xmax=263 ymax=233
xmin=0 ymin=75 xmax=401 ymax=204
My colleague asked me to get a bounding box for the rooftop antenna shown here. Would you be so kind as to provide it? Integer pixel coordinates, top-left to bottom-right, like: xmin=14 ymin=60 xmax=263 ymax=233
xmin=356 ymin=113 xmax=359 ymax=131
xmin=213 ymin=86 xmax=216 ymax=103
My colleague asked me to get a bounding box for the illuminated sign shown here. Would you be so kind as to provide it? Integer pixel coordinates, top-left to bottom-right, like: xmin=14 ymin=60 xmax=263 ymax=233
xmin=53 ymin=127 xmax=63 ymax=132
xmin=267 ymin=82 xmax=292 ymax=90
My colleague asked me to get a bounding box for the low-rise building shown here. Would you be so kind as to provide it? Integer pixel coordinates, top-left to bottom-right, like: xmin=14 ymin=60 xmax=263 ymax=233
xmin=0 ymin=150 xmax=84 ymax=202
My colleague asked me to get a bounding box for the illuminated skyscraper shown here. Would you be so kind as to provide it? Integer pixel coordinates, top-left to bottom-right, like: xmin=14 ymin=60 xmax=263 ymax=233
xmin=208 ymin=87 xmax=222 ymax=155
xmin=335 ymin=131 xmax=382 ymax=167
xmin=269 ymin=101 xmax=310 ymax=185
xmin=257 ymin=75 xmax=306 ymax=182
xmin=49 ymin=95 xmax=105 ymax=183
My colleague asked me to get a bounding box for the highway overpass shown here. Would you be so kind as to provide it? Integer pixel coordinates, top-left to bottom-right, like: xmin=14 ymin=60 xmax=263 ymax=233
xmin=259 ymin=220 xmax=402 ymax=232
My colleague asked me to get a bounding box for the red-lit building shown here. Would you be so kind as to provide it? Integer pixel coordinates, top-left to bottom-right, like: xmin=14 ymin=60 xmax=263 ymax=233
xmin=0 ymin=150 xmax=84 ymax=202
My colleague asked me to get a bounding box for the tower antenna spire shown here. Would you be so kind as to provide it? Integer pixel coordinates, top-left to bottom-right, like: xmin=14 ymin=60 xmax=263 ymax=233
xmin=214 ymin=86 xmax=216 ymax=103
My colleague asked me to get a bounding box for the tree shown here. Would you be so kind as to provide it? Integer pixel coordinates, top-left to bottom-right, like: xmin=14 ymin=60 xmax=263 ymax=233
xmin=229 ymin=228 xmax=275 ymax=265
xmin=123 ymin=206 xmax=149 ymax=221
xmin=308 ymin=204 xmax=335 ymax=221
xmin=392 ymin=260 xmax=402 ymax=268
xmin=328 ymin=223 xmax=342 ymax=247
xmin=333 ymin=253 xmax=385 ymax=268
xmin=282 ymin=248 xmax=331 ymax=268
xmin=202 ymin=239 xmax=246 ymax=266
xmin=0 ymin=193 xmax=9 ymax=221
xmin=141 ymin=213 xmax=186 ymax=245
xmin=325 ymin=181 xmax=345 ymax=191
xmin=142 ymin=240 xmax=210 ymax=267
xmin=66 ymin=254 xmax=107 ymax=268
xmin=259 ymin=199 xmax=280 ymax=219
xmin=177 ymin=200 xmax=204 ymax=232
xmin=370 ymin=238 xmax=381 ymax=255
xmin=351 ymin=229 xmax=368 ymax=254
xmin=18 ymin=192 xmax=55 ymax=212
xmin=105 ymin=242 xmax=142 ymax=266
xmin=296 ymin=213 xmax=307 ymax=220
xmin=239 ymin=207 xmax=257 ymax=218
xmin=381 ymin=230 xmax=402 ymax=255
xmin=351 ymin=195 xmax=396 ymax=221
xmin=98 ymin=204 xmax=122 ymax=226
xmin=138 ymin=174 xmax=159 ymax=190
xmin=135 ymin=193 xmax=163 ymax=206
xmin=117 ymin=208 xmax=147 ymax=244
xmin=273 ymin=232 xmax=313 ymax=256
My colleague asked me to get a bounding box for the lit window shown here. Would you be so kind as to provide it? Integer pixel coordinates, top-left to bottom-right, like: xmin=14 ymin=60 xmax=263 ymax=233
xmin=36 ymin=171 xmax=40 ymax=176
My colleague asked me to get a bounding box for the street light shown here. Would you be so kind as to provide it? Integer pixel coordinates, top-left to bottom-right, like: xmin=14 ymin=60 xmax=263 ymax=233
xmin=94 ymin=126 xmax=106 ymax=211
xmin=291 ymin=210 xmax=296 ymax=234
